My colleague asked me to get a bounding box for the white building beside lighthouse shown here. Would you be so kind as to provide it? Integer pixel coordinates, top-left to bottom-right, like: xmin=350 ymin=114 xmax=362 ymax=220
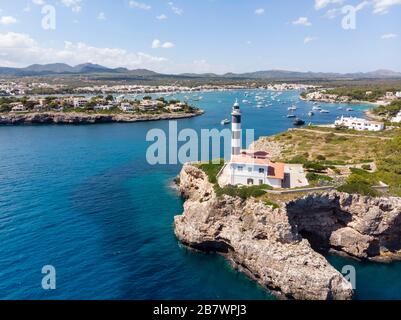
xmin=218 ymin=100 xmax=288 ymax=189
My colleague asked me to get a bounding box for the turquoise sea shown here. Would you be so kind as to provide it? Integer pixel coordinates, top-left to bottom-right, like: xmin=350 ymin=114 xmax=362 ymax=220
xmin=1 ymin=90 xmax=400 ymax=300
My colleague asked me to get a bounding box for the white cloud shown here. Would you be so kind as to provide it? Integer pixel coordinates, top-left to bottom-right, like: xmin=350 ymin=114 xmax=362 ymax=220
xmin=323 ymin=8 xmax=341 ymax=18
xmin=156 ymin=14 xmax=167 ymax=20
xmin=0 ymin=16 xmax=17 ymax=25
xmin=97 ymin=12 xmax=106 ymax=20
xmin=129 ymin=1 xmax=151 ymax=10
xmin=152 ymin=39 xmax=174 ymax=49
xmin=168 ymin=2 xmax=183 ymax=15
xmin=315 ymin=0 xmax=344 ymax=10
xmin=373 ymin=0 xmax=401 ymax=14
xmin=254 ymin=8 xmax=265 ymax=15
xmin=61 ymin=0 xmax=82 ymax=13
xmin=323 ymin=1 xmax=368 ymax=18
xmin=0 ymin=32 xmax=167 ymax=69
xmin=355 ymin=1 xmax=370 ymax=11
xmin=304 ymin=36 xmax=318 ymax=44
xmin=32 ymin=0 xmax=45 ymax=5
xmin=292 ymin=17 xmax=312 ymax=26
xmin=381 ymin=33 xmax=398 ymax=39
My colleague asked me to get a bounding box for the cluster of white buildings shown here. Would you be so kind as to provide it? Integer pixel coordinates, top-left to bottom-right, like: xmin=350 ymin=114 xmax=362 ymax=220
xmin=334 ymin=116 xmax=385 ymax=131
xmin=265 ymin=83 xmax=316 ymax=92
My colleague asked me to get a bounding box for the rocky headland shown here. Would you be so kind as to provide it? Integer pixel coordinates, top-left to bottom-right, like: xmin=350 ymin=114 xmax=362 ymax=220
xmin=0 ymin=110 xmax=203 ymax=125
xmin=174 ymin=164 xmax=401 ymax=300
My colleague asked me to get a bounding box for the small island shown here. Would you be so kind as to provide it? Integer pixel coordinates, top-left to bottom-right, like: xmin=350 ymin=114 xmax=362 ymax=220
xmin=0 ymin=95 xmax=203 ymax=125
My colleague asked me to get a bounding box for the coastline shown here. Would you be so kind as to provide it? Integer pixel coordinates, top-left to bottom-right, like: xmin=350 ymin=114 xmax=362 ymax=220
xmin=0 ymin=110 xmax=204 ymax=125
xmin=300 ymin=95 xmax=380 ymax=106
xmin=364 ymin=108 xmax=386 ymax=121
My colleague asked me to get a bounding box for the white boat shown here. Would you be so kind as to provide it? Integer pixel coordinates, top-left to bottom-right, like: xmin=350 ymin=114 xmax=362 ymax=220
xmin=320 ymin=109 xmax=330 ymax=113
xmin=312 ymin=106 xmax=322 ymax=111
xmin=221 ymin=119 xmax=230 ymax=125
xmin=308 ymin=111 xmax=314 ymax=117
xmin=288 ymin=106 xmax=297 ymax=111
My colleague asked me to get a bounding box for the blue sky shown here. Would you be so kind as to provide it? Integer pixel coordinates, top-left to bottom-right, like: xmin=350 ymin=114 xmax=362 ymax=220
xmin=0 ymin=0 xmax=400 ymax=73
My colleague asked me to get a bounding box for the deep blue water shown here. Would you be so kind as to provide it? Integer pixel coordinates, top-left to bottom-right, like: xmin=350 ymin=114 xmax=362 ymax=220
xmin=1 ymin=90 xmax=400 ymax=300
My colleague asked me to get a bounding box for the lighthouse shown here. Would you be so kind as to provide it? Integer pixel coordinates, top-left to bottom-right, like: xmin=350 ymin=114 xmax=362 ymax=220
xmin=231 ymin=99 xmax=242 ymax=159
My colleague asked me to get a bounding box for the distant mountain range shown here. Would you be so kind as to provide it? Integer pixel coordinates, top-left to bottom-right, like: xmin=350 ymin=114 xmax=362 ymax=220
xmin=1 ymin=63 xmax=401 ymax=80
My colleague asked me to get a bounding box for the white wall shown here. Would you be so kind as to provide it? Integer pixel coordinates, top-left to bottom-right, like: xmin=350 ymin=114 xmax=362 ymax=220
xmin=230 ymin=163 xmax=283 ymax=188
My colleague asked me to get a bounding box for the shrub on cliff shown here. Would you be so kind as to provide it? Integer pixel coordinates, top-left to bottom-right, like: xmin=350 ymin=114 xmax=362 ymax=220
xmin=197 ymin=160 xmax=225 ymax=184
xmin=214 ymin=184 xmax=271 ymax=200
xmin=337 ymin=181 xmax=379 ymax=197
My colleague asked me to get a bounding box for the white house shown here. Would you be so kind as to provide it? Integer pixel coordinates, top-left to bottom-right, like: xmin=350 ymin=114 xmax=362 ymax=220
xmin=139 ymin=100 xmax=160 ymax=111
xmin=335 ymin=116 xmax=385 ymax=132
xmin=391 ymin=111 xmax=401 ymax=123
xmin=230 ymin=150 xmax=285 ymax=188
xmin=10 ymin=103 xmax=26 ymax=112
xmin=94 ymin=105 xmax=113 ymax=111
xmin=396 ymin=92 xmax=401 ymax=98
xmin=166 ymin=102 xmax=185 ymax=112
xmin=119 ymin=103 xmax=134 ymax=113
xmin=73 ymin=97 xmax=88 ymax=108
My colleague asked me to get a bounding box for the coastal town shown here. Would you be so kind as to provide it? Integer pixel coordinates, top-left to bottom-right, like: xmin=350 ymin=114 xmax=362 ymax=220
xmin=0 ymin=79 xmax=315 ymax=96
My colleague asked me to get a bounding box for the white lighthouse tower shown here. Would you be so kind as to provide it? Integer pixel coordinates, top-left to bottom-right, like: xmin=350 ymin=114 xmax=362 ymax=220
xmin=231 ymin=99 xmax=242 ymax=159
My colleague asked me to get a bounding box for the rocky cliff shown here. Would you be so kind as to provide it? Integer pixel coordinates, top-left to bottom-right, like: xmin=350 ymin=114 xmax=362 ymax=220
xmin=0 ymin=111 xmax=203 ymax=125
xmin=174 ymin=164 xmax=355 ymax=300
xmin=287 ymin=193 xmax=401 ymax=262
xmin=174 ymin=164 xmax=401 ymax=300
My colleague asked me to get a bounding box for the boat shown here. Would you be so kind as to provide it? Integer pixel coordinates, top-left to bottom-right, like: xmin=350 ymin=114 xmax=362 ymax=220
xmin=288 ymin=106 xmax=297 ymax=111
xmin=320 ymin=109 xmax=330 ymax=113
xmin=308 ymin=111 xmax=314 ymax=117
xmin=287 ymin=114 xmax=296 ymax=118
xmin=221 ymin=119 xmax=230 ymax=125
xmin=338 ymin=106 xmax=343 ymax=110
xmin=347 ymin=108 xmax=354 ymax=112
xmin=312 ymin=106 xmax=322 ymax=111
xmin=293 ymin=118 xmax=306 ymax=126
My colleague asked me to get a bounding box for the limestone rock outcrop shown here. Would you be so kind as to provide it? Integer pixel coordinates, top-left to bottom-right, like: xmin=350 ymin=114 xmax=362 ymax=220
xmin=0 ymin=111 xmax=203 ymax=125
xmin=174 ymin=164 xmax=355 ymax=300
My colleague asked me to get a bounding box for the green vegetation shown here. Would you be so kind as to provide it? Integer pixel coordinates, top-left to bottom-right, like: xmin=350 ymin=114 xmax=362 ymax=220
xmin=337 ymin=181 xmax=379 ymax=197
xmin=306 ymin=173 xmax=334 ymax=183
xmin=375 ymin=133 xmax=401 ymax=196
xmin=324 ymin=84 xmax=401 ymax=102
xmin=264 ymin=200 xmax=280 ymax=209
xmin=373 ymin=100 xmax=401 ymax=118
xmin=214 ymin=184 xmax=271 ymax=200
xmin=337 ymin=168 xmax=379 ymax=197
xmin=197 ymin=160 xmax=225 ymax=184
xmin=260 ymin=126 xmax=401 ymax=197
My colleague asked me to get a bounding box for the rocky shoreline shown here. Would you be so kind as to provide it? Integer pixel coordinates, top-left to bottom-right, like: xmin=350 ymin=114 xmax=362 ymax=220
xmin=0 ymin=110 xmax=204 ymax=125
xmin=174 ymin=164 xmax=401 ymax=300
